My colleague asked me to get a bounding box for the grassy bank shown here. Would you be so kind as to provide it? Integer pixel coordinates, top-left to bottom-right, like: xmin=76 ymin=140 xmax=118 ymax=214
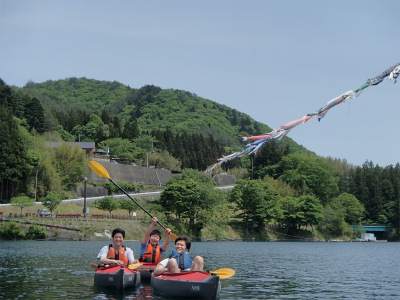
xmin=0 ymin=202 xmax=156 ymax=241
xmin=1 ymin=202 xmax=330 ymax=242
xmin=1 ymin=201 xmax=244 ymax=241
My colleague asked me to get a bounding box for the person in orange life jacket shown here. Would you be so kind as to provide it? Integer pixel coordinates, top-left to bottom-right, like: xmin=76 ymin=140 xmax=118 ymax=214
xmin=97 ymin=228 xmax=137 ymax=266
xmin=153 ymin=237 xmax=204 ymax=275
xmin=139 ymin=217 xmax=171 ymax=263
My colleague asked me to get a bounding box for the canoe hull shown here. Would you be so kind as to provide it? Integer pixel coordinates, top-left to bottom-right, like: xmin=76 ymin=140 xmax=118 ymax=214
xmin=94 ymin=265 xmax=140 ymax=289
xmin=136 ymin=263 xmax=157 ymax=282
xmin=151 ymin=271 xmax=220 ymax=299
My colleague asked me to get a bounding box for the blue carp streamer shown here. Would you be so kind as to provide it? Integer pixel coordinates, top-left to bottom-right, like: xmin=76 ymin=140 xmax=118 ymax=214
xmin=207 ymin=62 xmax=400 ymax=173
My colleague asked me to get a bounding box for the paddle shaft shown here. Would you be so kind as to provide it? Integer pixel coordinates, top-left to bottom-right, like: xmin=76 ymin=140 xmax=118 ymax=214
xmin=108 ymin=178 xmax=168 ymax=231
xmin=91 ymin=263 xmax=143 ymax=270
xmin=88 ymin=161 xmax=177 ymax=239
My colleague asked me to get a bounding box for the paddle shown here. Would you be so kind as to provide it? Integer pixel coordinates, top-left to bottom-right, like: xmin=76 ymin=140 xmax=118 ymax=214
xmin=210 ymin=268 xmax=235 ymax=279
xmin=90 ymin=262 xmax=143 ymax=270
xmin=128 ymin=263 xmax=143 ymax=269
xmin=90 ymin=263 xmax=101 ymax=270
xmin=88 ymin=161 xmax=178 ymax=240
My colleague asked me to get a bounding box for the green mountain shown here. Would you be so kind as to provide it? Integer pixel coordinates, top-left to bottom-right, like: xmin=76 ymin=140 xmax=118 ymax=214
xmin=20 ymin=77 xmax=309 ymax=154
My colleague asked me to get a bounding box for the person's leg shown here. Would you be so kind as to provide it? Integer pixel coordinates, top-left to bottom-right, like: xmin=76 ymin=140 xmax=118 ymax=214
xmin=190 ymin=256 xmax=204 ymax=271
xmin=167 ymin=258 xmax=181 ymax=273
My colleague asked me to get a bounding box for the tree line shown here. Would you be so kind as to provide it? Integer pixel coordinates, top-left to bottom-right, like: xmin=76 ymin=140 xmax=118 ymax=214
xmin=155 ymin=156 xmax=399 ymax=239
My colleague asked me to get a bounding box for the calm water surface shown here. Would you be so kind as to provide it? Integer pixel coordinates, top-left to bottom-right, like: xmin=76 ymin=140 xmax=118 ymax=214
xmin=0 ymin=240 xmax=399 ymax=299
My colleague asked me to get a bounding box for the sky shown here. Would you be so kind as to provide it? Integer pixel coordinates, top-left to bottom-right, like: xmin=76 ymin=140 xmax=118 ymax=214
xmin=1 ymin=0 xmax=399 ymax=167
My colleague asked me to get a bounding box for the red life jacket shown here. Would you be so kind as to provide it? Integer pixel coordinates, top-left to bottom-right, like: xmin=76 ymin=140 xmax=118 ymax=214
xmin=107 ymin=244 xmax=129 ymax=265
xmin=139 ymin=243 xmax=162 ymax=264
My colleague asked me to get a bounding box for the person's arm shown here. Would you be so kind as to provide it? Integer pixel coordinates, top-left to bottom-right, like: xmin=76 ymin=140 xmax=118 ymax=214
xmin=125 ymin=248 xmax=133 ymax=264
xmin=99 ymin=256 xmax=124 ymax=265
xmin=141 ymin=217 xmax=158 ymax=244
xmin=97 ymin=246 xmax=110 ymax=264
xmin=161 ymin=228 xmax=171 ymax=252
xmin=139 ymin=241 xmax=147 ymax=258
xmin=153 ymin=259 xmax=169 ymax=276
xmin=98 ymin=246 xmax=124 ymax=265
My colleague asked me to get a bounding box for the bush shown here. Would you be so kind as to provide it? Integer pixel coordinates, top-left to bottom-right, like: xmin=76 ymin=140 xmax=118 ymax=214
xmin=25 ymin=224 xmax=47 ymax=239
xmin=0 ymin=221 xmax=26 ymax=239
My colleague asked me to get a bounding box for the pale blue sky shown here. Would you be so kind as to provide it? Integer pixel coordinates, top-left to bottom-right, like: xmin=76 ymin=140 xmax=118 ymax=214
xmin=1 ymin=0 xmax=399 ymax=167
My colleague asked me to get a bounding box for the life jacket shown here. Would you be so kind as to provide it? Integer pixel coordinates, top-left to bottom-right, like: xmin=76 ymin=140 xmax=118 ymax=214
xmin=170 ymin=250 xmax=192 ymax=270
xmin=107 ymin=244 xmax=129 ymax=265
xmin=139 ymin=242 xmax=162 ymax=264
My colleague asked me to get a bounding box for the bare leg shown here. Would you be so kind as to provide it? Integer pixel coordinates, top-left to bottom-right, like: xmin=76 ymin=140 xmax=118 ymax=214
xmin=166 ymin=258 xmax=181 ymax=273
xmin=190 ymin=256 xmax=204 ymax=271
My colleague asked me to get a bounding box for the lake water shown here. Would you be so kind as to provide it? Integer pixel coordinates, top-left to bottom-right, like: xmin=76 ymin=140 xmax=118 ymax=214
xmin=0 ymin=240 xmax=399 ymax=300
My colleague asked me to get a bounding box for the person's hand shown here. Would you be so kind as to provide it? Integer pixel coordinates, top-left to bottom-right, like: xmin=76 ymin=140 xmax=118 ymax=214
xmin=133 ymin=258 xmax=140 ymax=264
xmin=152 ymin=217 xmax=158 ymax=224
xmin=165 ymin=228 xmax=171 ymax=234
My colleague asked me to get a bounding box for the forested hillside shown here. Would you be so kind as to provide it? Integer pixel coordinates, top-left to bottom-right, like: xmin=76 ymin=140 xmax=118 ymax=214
xmin=21 ymin=77 xmax=307 ymax=151
xmin=1 ymin=77 xmax=399 ymax=240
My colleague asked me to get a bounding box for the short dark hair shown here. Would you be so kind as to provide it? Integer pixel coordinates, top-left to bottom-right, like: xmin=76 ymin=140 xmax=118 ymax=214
xmin=112 ymin=228 xmax=125 ymax=238
xmin=175 ymin=237 xmax=191 ymax=251
xmin=150 ymin=229 xmax=161 ymax=240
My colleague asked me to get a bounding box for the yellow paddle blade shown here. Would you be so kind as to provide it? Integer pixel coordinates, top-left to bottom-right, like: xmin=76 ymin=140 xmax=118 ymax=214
xmin=128 ymin=263 xmax=143 ymax=269
xmin=210 ymin=268 xmax=235 ymax=279
xmin=170 ymin=232 xmax=178 ymax=241
xmin=89 ymin=161 xmax=111 ymax=179
xmin=90 ymin=264 xmax=99 ymax=270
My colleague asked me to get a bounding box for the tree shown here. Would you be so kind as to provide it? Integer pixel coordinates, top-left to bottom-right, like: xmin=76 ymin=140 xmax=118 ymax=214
xmin=71 ymin=114 xmax=104 ymax=142
xmin=0 ymin=105 xmax=28 ymax=202
xmin=146 ymin=150 xmax=181 ymax=170
xmin=0 ymin=79 xmax=19 ymax=114
xmin=271 ymin=154 xmax=339 ymax=205
xmin=110 ymin=116 xmax=122 ymax=138
xmin=99 ymin=138 xmax=141 ymax=162
xmin=119 ymin=199 xmax=137 ymax=217
xmin=299 ymin=195 xmax=324 ymax=230
xmin=24 ymin=97 xmax=45 ymax=134
xmin=253 ymin=140 xmax=283 ymax=179
xmin=275 ymin=196 xmax=304 ymax=233
xmin=330 ymin=193 xmax=364 ymax=224
xmin=93 ymin=196 xmax=119 ymax=216
xmin=53 ymin=143 xmax=87 ymax=190
xmin=11 ymin=196 xmax=35 ymax=216
xmin=122 ymin=119 xmax=139 ymax=140
xmin=158 ymin=169 xmax=216 ymax=236
xmin=42 ymin=192 xmax=62 ymax=214
xmin=229 ymin=179 xmax=278 ymax=233
xmin=31 ymin=139 xmax=63 ymax=199
xmin=319 ymin=205 xmax=352 ymax=238
xmin=159 ymin=179 xmax=203 ymax=235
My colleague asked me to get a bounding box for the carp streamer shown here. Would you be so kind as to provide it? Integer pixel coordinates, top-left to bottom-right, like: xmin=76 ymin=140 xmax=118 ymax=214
xmin=207 ymin=62 xmax=400 ymax=173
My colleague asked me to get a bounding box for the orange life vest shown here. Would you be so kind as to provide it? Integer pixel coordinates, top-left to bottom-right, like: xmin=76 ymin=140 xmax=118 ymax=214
xmin=107 ymin=244 xmax=129 ymax=265
xmin=139 ymin=243 xmax=162 ymax=264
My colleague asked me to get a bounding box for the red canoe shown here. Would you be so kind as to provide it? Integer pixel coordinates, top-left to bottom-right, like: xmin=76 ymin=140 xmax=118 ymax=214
xmin=151 ymin=271 xmax=221 ymax=299
xmin=94 ymin=265 xmax=140 ymax=289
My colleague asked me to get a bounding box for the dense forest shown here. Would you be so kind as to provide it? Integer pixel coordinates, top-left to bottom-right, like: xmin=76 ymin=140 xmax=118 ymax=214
xmin=1 ymin=77 xmax=399 ymax=239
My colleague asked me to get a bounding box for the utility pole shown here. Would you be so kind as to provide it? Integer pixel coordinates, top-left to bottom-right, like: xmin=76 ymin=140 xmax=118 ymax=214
xmin=83 ymin=177 xmax=88 ymax=217
xmin=34 ymin=168 xmax=38 ymax=201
